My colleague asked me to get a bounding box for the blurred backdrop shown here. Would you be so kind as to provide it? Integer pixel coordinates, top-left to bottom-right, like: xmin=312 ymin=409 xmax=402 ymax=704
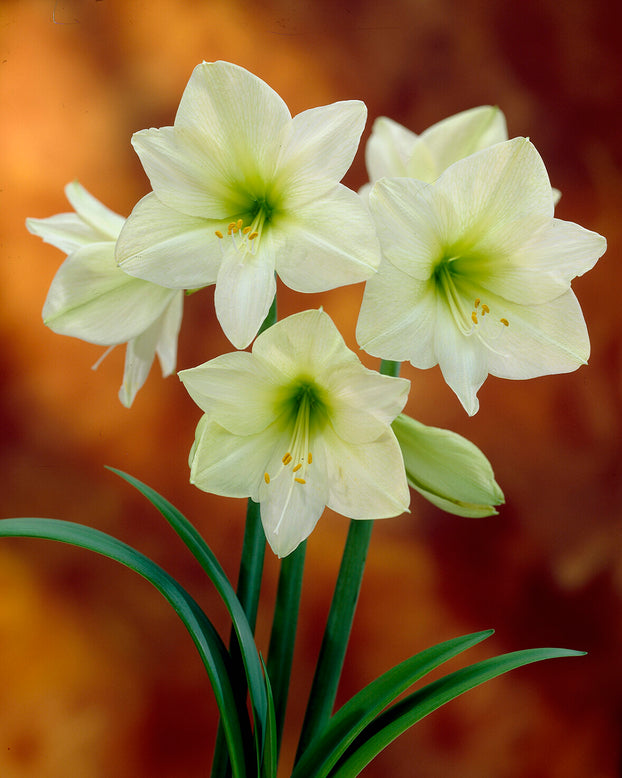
xmin=1 ymin=0 xmax=621 ymax=775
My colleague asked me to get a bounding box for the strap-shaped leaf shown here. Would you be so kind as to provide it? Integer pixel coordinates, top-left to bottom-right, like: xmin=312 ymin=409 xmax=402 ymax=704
xmin=0 ymin=517 xmax=254 ymax=778
xmin=293 ymin=630 xmax=493 ymax=778
xmin=330 ymin=646 xmax=585 ymax=776
xmin=108 ymin=468 xmax=268 ymax=765
xmin=261 ymin=656 xmax=279 ymax=778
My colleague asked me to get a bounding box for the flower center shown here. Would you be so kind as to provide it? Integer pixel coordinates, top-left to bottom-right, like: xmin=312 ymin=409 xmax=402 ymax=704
xmin=434 ymin=259 xmax=509 ymax=339
xmin=214 ymin=196 xmax=275 ymax=258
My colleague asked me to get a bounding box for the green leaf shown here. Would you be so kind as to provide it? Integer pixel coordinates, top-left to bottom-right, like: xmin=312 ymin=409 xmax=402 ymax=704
xmin=260 ymin=655 xmax=279 ymax=778
xmin=329 ymin=646 xmax=585 ymax=776
xmin=0 ymin=517 xmax=253 ymax=778
xmin=107 ymin=468 xmax=268 ymax=765
xmin=293 ymin=630 xmax=493 ymax=778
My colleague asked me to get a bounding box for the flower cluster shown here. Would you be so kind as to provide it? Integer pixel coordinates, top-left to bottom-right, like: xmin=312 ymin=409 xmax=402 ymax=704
xmin=28 ymin=60 xmax=606 ymax=555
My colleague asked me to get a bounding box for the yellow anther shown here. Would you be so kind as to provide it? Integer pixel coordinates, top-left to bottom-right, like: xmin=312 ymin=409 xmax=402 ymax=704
xmin=474 ymin=298 xmax=480 ymax=308
xmin=282 ymin=453 xmax=293 ymax=466
xmin=481 ymin=304 xmax=490 ymax=315
xmin=236 ymin=219 xmax=243 ymax=230
xmin=249 ymin=231 xmax=259 ymax=240
xmin=292 ymin=463 xmax=302 ymax=472
xmin=294 ymin=477 xmax=306 ymax=485
xmin=264 ymin=472 xmax=270 ymax=484
xmin=215 ymin=230 xmax=224 ymax=239
xmin=242 ymin=226 xmax=251 ymax=234
xmin=500 ymin=318 xmax=509 ymax=327
xmin=308 ymin=453 xmax=312 ymax=464
xmin=471 ymin=311 xmax=478 ymax=325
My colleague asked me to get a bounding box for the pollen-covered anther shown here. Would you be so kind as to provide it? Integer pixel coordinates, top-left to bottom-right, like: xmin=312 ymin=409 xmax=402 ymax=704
xmin=264 ymin=472 xmax=270 ymax=484
xmin=292 ymin=463 xmax=302 ymax=472
xmin=500 ymin=318 xmax=509 ymax=327
xmin=282 ymin=453 xmax=293 ymax=466
xmin=294 ymin=477 xmax=306 ymax=484
xmin=215 ymin=230 xmax=224 ymax=239
xmin=471 ymin=311 xmax=478 ymax=325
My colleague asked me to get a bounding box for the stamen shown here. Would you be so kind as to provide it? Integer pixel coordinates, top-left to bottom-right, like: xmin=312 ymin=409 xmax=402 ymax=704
xmin=474 ymin=298 xmax=480 ymax=308
xmin=264 ymin=473 xmax=270 ymax=484
xmin=481 ymin=304 xmax=490 ymax=315
xmin=294 ymin=478 xmax=306 ymax=484
xmin=215 ymin=230 xmax=223 ymax=239
xmin=471 ymin=311 xmax=478 ymax=325
xmin=282 ymin=453 xmax=293 ymax=466
xmin=308 ymin=453 xmax=312 ymax=464
xmin=242 ymin=226 xmax=251 ymax=235
xmin=500 ymin=318 xmax=509 ymax=327
xmin=249 ymin=232 xmax=259 ymax=240
xmin=292 ymin=463 xmax=302 ymax=472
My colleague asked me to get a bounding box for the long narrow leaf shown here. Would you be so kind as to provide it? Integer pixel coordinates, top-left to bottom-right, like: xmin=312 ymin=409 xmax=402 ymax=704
xmin=330 ymin=646 xmax=585 ymax=776
xmin=293 ymin=630 xmax=493 ymax=778
xmin=108 ymin=468 xmax=268 ymax=760
xmin=261 ymin=656 xmax=279 ymax=778
xmin=0 ymin=517 xmax=254 ymax=778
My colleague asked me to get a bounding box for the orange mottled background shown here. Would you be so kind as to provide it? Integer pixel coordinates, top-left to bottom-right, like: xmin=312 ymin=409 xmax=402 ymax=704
xmin=1 ymin=0 xmax=621 ymax=776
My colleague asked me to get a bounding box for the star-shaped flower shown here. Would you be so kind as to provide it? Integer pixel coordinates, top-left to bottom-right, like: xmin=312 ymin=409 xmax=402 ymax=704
xmin=179 ymin=309 xmax=410 ymax=557
xmin=116 ymin=61 xmax=381 ymax=349
xmin=27 ymin=182 xmax=183 ymax=406
xmin=356 ymin=138 xmax=606 ymax=415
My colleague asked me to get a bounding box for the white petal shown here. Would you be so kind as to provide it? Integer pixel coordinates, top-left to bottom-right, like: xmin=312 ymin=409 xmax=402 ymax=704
xmin=323 ymin=427 xmax=410 ymax=519
xmin=252 ymin=309 xmax=358 ymax=383
xmin=116 ymin=192 xmax=222 ymax=289
xmin=356 ymin=258 xmax=438 ymax=366
xmin=275 ymin=185 xmax=381 ymax=293
xmin=478 ymin=289 xmax=591 ymax=380
xmin=415 ymin=106 xmax=508 ymax=179
xmin=365 ymin=116 xmax=418 ymax=181
xmin=132 ymin=126 xmax=244 ymax=219
xmin=479 ymin=218 xmax=606 ymax=304
xmin=26 ymin=182 xmax=123 ymax=253
xmin=42 ymin=243 xmax=176 ymax=345
xmin=64 ymin=181 xmax=125 ymax=239
xmin=174 ymin=61 xmax=291 ymax=182
xmin=118 ymin=321 xmax=161 ymax=407
xmin=276 ymin=100 xmax=367 ymax=193
xmin=369 ymin=177 xmax=450 ymax=281
xmin=155 ymin=292 xmax=184 ymax=376
xmin=189 ymin=417 xmax=279 ymax=500
xmin=259 ymin=446 xmax=329 ymax=558
xmin=214 ymin=243 xmax=277 ymax=349
xmin=179 ymin=351 xmax=280 ymax=434
xmin=434 ymin=302 xmax=488 ymax=415
xmin=434 ymin=138 xmax=554 ymax=245
xmin=326 ymin=364 xmax=410 ymax=444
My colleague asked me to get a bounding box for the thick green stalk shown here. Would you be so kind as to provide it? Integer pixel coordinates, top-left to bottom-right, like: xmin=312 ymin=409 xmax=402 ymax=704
xmin=266 ymin=541 xmax=307 ymax=752
xmin=295 ymin=358 xmax=402 ymax=762
xmin=211 ymin=298 xmax=277 ymax=778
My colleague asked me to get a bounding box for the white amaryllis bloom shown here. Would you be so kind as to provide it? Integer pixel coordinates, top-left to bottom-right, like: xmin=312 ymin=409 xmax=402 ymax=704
xmin=27 ymin=182 xmax=183 ymax=407
xmin=359 ymin=106 xmax=508 ymax=201
xmin=116 ymin=60 xmax=381 ymax=350
xmin=179 ymin=309 xmax=410 ymax=557
xmin=356 ymin=138 xmax=606 ymax=415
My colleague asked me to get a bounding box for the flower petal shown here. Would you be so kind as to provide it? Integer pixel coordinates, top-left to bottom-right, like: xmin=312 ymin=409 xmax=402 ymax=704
xmin=326 ymin=364 xmax=410 ymax=444
xmin=434 ymin=302 xmax=488 ymax=416
xmin=174 ymin=61 xmax=291 ymax=182
xmin=276 ymin=100 xmax=367 ymax=195
xmin=179 ymin=351 xmax=280 ymax=434
xmin=116 ymin=192 xmax=221 ymax=289
xmin=275 ymin=185 xmax=381 ymax=293
xmin=64 ymin=181 xmax=125 ymax=239
xmin=214 ymin=243 xmax=277 ymax=349
xmin=413 ymin=105 xmax=508 ymax=180
xmin=42 ymin=243 xmax=176 ymax=345
xmin=365 ymin=116 xmax=418 ymax=181
xmin=118 ymin=321 xmax=162 ymax=408
xmin=322 ymin=426 xmax=410 ymax=519
xmin=356 ymin=258 xmax=438 ymax=366
xmin=189 ymin=416 xmax=278 ymax=500
xmin=154 ymin=292 xmax=184 ymax=376
xmin=251 ymin=309 xmax=358 ymax=383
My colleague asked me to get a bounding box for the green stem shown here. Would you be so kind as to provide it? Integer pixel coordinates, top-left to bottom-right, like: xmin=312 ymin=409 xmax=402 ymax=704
xmin=266 ymin=541 xmax=307 ymax=752
xmin=294 ymin=519 xmax=373 ymax=761
xmin=211 ymin=297 xmax=277 ymax=778
xmin=294 ymin=358 xmax=402 ymax=762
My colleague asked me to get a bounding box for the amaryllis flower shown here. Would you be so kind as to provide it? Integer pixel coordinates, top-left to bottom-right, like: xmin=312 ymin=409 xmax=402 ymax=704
xmin=359 ymin=106 xmax=508 ymax=202
xmin=356 ymin=138 xmax=606 ymax=415
xmin=179 ymin=309 xmax=410 ymax=557
xmin=27 ymin=182 xmax=183 ymax=407
xmin=116 ymin=61 xmax=381 ymax=349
